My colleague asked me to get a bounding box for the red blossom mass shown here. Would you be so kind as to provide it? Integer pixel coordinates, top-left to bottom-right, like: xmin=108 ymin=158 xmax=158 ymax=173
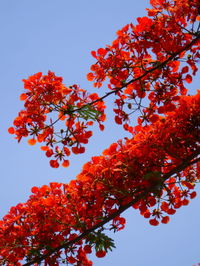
xmin=2 ymin=0 xmax=200 ymax=265
xmin=8 ymin=71 xmax=106 ymax=168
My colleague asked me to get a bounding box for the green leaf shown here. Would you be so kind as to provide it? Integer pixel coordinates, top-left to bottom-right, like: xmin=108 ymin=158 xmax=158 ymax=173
xmin=86 ymin=231 xmax=116 ymax=252
xmin=77 ymin=105 xmax=102 ymax=121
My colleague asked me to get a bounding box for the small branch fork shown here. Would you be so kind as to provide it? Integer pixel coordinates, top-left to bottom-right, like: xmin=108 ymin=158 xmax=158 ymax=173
xmin=23 ymin=148 xmax=200 ymax=265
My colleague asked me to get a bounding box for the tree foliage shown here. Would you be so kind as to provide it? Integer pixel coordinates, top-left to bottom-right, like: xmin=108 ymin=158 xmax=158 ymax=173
xmin=1 ymin=0 xmax=200 ymax=265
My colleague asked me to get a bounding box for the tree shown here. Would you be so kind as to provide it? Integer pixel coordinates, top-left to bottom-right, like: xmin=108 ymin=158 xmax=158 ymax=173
xmin=0 ymin=0 xmax=200 ymax=265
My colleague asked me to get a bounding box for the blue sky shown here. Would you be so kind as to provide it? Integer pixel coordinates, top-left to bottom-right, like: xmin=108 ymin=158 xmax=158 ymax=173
xmin=0 ymin=0 xmax=199 ymax=265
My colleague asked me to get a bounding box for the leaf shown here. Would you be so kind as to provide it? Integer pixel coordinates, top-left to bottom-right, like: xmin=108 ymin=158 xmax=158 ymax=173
xmin=86 ymin=232 xmax=116 ymax=253
xmin=77 ymin=105 xmax=102 ymax=121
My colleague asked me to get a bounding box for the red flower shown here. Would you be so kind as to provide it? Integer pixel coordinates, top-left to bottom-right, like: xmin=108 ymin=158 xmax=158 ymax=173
xmin=96 ymin=250 xmax=106 ymax=258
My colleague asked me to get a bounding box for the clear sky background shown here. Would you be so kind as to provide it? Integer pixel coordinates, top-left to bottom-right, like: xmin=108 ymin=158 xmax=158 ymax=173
xmin=0 ymin=0 xmax=199 ymax=265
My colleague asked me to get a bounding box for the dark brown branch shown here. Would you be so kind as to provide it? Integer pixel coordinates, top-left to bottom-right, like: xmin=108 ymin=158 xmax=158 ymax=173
xmin=23 ymin=149 xmax=200 ymax=265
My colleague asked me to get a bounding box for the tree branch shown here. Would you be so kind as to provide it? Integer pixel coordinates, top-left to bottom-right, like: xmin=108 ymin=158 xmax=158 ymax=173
xmin=73 ymin=32 xmax=200 ymax=111
xmin=44 ymin=32 xmax=200 ymax=128
xmin=23 ymin=148 xmax=200 ymax=265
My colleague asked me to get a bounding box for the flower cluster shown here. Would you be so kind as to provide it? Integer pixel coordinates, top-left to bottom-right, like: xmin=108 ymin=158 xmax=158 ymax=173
xmin=87 ymin=0 xmax=200 ymax=131
xmin=1 ymin=91 xmax=200 ymax=265
xmin=8 ymin=71 xmax=106 ymax=168
xmin=3 ymin=0 xmax=200 ymax=264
